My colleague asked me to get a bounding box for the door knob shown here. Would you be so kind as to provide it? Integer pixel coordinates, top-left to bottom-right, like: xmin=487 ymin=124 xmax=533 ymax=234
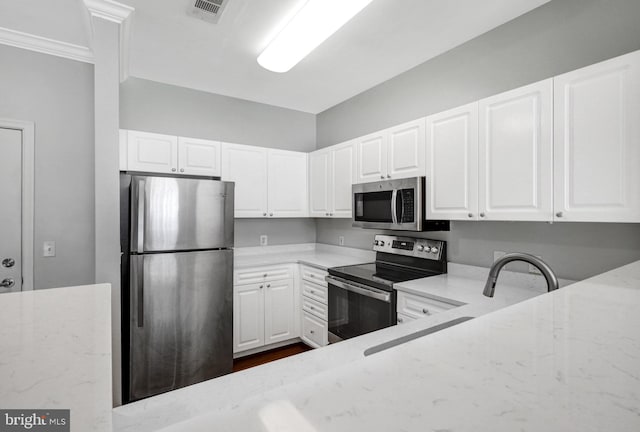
xmin=2 ymin=258 xmax=15 ymax=268
xmin=0 ymin=278 xmax=15 ymax=289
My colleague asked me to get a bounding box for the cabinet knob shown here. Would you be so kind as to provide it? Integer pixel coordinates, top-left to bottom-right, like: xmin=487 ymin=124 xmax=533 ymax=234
xmin=171 ymin=168 xmax=176 ymax=172
xmin=263 ymin=274 xmax=267 ymax=277
xmin=309 ymin=330 xmax=315 ymax=334
xmin=180 ymin=168 xmax=184 ymax=173
xmin=263 ymin=213 xmax=267 ymax=216
xmin=325 ymin=213 xmax=329 ymax=216
xmin=468 ymin=213 xmax=473 ymax=218
xmin=310 ymin=289 xmax=315 ymax=293
xmin=259 ymin=285 xmax=263 ymax=289
xmin=380 ymin=175 xmax=385 ymax=179
xmin=397 ymin=317 xmax=403 ymax=323
xmin=269 ymin=213 xmax=273 ymax=217
xmin=479 ymin=213 xmax=486 ymax=218
xmin=387 ymin=174 xmax=391 ymax=178
xmin=310 ymin=306 xmax=315 ymax=310
xmin=422 ymin=308 xmax=430 ymax=315
xmin=556 ymin=211 xmax=563 ymax=218
xmin=329 ymin=213 xmax=333 ymax=216
xmin=266 ymin=284 xmax=271 ymax=288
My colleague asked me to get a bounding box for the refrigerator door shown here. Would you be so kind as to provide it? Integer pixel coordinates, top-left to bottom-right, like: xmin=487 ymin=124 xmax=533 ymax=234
xmin=130 ymin=176 xmax=234 ymax=252
xmin=129 ymin=249 xmax=233 ymax=401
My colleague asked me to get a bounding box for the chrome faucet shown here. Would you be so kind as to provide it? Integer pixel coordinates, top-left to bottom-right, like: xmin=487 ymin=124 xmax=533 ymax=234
xmin=483 ymin=253 xmax=559 ymax=297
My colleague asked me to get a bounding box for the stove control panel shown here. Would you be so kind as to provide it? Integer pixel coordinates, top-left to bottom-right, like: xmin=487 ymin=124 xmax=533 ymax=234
xmin=373 ymin=235 xmax=444 ymax=261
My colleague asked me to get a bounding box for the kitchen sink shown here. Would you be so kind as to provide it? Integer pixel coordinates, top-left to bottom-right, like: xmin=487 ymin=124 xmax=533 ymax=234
xmin=363 ymin=316 xmax=475 ymax=356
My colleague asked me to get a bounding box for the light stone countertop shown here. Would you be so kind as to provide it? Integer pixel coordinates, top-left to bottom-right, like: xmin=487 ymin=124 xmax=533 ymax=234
xmin=119 ymin=259 xmax=640 ymax=432
xmin=0 ymin=283 xmax=113 ymax=432
xmin=113 ymin=245 xmax=591 ymax=432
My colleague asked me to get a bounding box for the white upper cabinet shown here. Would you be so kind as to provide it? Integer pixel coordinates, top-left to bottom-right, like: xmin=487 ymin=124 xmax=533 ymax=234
xmin=267 ymin=149 xmax=308 ymax=217
xmin=125 ymin=130 xmax=178 ymax=174
xmin=478 ymin=79 xmax=553 ymax=221
xmin=356 ymin=119 xmax=425 ymax=183
xmin=387 ymin=119 xmax=425 ymax=179
xmin=554 ymin=50 xmax=640 ymax=222
xmin=221 ymin=143 xmax=308 ymax=218
xmin=309 ymin=140 xmax=356 ymax=218
xmin=221 ymin=143 xmax=268 ymax=217
xmin=356 ymin=131 xmax=387 ymax=183
xmin=426 ymin=102 xmax=479 ymax=220
xmin=177 ymin=136 xmax=221 ymax=177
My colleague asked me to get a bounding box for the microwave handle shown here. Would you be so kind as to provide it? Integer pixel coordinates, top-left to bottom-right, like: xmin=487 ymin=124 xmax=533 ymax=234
xmin=391 ymin=189 xmax=398 ymax=225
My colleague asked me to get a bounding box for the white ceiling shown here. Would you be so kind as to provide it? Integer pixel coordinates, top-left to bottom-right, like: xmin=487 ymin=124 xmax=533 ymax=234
xmin=1 ymin=0 xmax=551 ymax=114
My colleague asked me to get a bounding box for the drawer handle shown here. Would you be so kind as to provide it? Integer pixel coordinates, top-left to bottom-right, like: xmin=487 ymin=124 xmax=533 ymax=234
xmin=309 ymin=330 xmax=315 ymax=334
xmin=310 ymin=306 xmax=315 ymax=310
xmin=422 ymin=308 xmax=430 ymax=315
xmin=397 ymin=317 xmax=403 ymax=323
xmin=310 ymin=290 xmax=315 ymax=294
xmin=263 ymin=273 xmax=267 ymax=277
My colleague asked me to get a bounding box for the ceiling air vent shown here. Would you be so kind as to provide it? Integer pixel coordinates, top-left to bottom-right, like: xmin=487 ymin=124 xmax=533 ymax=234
xmin=190 ymin=0 xmax=228 ymax=23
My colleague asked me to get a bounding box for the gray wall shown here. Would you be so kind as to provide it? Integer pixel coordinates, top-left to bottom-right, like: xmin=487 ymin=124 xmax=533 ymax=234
xmin=315 ymin=0 xmax=640 ymax=281
xmin=120 ymin=77 xmax=318 ymax=247
xmin=0 ymin=44 xmax=95 ymax=289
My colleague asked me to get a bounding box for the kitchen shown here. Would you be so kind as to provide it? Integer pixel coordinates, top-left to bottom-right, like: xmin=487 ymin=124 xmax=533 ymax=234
xmin=1 ymin=0 xmax=640 ymax=431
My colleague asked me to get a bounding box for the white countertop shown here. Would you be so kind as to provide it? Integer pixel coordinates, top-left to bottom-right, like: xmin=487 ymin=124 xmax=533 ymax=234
xmin=113 ymin=246 xmax=595 ymax=432
xmin=0 ymin=284 xmax=113 ymax=432
xmin=143 ymin=259 xmax=640 ymax=432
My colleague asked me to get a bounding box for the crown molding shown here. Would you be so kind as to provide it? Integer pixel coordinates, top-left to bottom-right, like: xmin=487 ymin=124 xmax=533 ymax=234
xmin=0 ymin=26 xmax=93 ymax=64
xmin=84 ymin=0 xmax=134 ymax=24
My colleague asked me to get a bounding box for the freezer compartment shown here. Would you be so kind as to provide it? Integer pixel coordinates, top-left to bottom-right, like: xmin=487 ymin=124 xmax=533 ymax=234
xmin=128 ymin=249 xmax=233 ymax=402
xmin=129 ymin=175 xmax=234 ymax=252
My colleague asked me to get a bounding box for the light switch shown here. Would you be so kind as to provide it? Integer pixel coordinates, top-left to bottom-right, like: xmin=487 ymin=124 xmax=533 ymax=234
xmin=43 ymin=241 xmax=56 ymax=257
xmin=260 ymin=235 xmax=268 ymax=246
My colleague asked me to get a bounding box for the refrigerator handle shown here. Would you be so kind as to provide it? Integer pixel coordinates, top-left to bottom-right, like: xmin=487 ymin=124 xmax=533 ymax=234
xmin=132 ymin=255 xmax=144 ymax=328
xmin=136 ymin=178 xmax=145 ymax=252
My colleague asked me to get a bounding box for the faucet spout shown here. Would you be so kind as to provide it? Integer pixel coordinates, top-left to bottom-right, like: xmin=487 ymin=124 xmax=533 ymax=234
xmin=483 ymin=253 xmax=559 ymax=298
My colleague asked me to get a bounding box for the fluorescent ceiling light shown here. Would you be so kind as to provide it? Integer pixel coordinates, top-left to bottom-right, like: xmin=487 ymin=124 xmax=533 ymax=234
xmin=258 ymin=0 xmax=373 ymax=73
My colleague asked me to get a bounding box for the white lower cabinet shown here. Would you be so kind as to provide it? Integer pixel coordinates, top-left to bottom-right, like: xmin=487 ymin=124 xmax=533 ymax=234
xmin=299 ymin=265 xmax=329 ymax=348
xmin=233 ymin=265 xmax=299 ymax=354
xmin=396 ymin=291 xmax=460 ymax=321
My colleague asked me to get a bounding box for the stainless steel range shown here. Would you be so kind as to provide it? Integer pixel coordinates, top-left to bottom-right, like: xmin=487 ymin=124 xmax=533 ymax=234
xmin=326 ymin=234 xmax=447 ymax=343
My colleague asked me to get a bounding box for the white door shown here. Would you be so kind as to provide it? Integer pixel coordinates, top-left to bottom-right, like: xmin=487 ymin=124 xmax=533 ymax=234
xmin=478 ymin=79 xmax=553 ymax=221
xmin=233 ymin=283 xmax=265 ymax=353
xmin=221 ymin=143 xmax=268 ymax=218
xmin=264 ymin=279 xmax=296 ymax=345
xmin=356 ymin=132 xmax=387 ymax=183
xmin=554 ymin=50 xmax=640 ymax=222
xmin=387 ymin=118 xmax=425 ymax=179
xmin=267 ymin=150 xmax=308 ymax=217
xmin=331 ymin=141 xmax=356 ymax=217
xmin=177 ymin=137 xmax=221 ymax=177
xmin=0 ymin=128 xmax=22 ymax=293
xmin=309 ymin=149 xmax=331 ymax=217
xmin=426 ymin=103 xmax=479 ymax=220
xmin=127 ymin=130 xmax=178 ymax=174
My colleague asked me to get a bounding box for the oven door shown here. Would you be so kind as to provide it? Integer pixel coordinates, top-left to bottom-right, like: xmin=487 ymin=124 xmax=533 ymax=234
xmin=352 ymin=177 xmax=423 ymax=231
xmin=326 ymin=275 xmax=396 ymax=342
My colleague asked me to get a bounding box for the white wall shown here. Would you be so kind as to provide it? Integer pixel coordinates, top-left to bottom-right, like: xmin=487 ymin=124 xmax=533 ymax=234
xmin=315 ymin=0 xmax=640 ymax=281
xmin=0 ymin=44 xmax=95 ymax=289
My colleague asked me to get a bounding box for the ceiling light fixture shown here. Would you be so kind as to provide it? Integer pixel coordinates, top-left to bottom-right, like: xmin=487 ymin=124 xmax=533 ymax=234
xmin=257 ymin=0 xmax=373 ymax=73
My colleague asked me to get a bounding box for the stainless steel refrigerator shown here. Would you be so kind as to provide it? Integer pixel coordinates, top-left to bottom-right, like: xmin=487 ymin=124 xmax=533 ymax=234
xmin=120 ymin=174 xmax=234 ymax=403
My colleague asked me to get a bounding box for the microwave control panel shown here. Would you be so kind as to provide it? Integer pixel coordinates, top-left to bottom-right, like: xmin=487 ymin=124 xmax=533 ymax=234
xmin=373 ymin=234 xmax=444 ymax=261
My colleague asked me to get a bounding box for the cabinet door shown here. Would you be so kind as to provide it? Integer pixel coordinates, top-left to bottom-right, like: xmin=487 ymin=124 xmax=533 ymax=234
xmin=426 ymin=103 xmax=479 ymax=220
xmin=127 ymin=130 xmax=178 ymax=174
xmin=221 ymin=143 xmax=268 ymax=218
xmin=264 ymin=278 xmax=296 ymax=345
xmin=356 ymin=131 xmax=387 ymax=183
xmin=177 ymin=137 xmax=221 ymax=177
xmin=330 ymin=140 xmax=356 ymax=217
xmin=267 ymin=150 xmax=308 ymax=217
xmin=478 ymin=79 xmax=553 ymax=221
xmin=233 ymin=283 xmax=264 ymax=353
xmin=554 ymin=50 xmax=640 ymax=222
xmin=309 ymin=149 xmax=331 ymax=217
xmin=387 ymin=118 xmax=425 ymax=179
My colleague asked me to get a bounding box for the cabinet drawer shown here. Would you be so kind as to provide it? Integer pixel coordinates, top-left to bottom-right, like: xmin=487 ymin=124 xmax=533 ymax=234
xmin=235 ymin=265 xmax=293 ymax=285
xmin=396 ymin=312 xmax=416 ymax=325
xmin=397 ymin=291 xmax=458 ymax=319
xmin=301 ymin=279 xmax=328 ymax=304
xmin=302 ymin=296 xmax=327 ymax=321
xmin=301 ymin=312 xmax=328 ymax=348
xmin=300 ymin=265 xmax=328 ymax=287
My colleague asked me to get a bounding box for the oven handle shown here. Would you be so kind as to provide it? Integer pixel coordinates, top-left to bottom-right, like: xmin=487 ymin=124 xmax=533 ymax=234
xmin=325 ymin=275 xmax=391 ymax=303
xmin=391 ymin=189 xmax=398 ymax=225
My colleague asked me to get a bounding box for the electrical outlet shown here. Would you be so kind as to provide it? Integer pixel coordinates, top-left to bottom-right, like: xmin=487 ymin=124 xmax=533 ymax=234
xmin=529 ymin=255 xmax=543 ymax=275
xmin=338 ymin=236 xmax=345 ymax=246
xmin=259 ymin=235 xmax=268 ymax=246
xmin=43 ymin=241 xmax=56 ymax=257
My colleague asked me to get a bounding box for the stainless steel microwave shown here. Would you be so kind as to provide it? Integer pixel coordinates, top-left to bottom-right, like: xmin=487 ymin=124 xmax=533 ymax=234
xmin=352 ymin=177 xmax=449 ymax=232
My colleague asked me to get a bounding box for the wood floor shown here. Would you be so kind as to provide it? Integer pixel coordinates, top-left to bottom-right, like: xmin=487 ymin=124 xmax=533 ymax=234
xmin=233 ymin=343 xmax=312 ymax=372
